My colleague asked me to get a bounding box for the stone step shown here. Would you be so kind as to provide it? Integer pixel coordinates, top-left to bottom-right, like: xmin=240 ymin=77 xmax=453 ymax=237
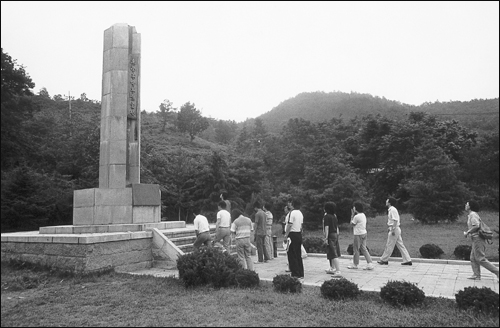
xmin=160 ymin=226 xmax=217 ymax=239
xmin=169 ymin=235 xmax=197 ymax=246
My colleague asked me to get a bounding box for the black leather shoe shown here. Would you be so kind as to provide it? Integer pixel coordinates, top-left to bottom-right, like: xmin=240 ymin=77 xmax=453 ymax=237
xmin=401 ymin=261 xmax=413 ymax=266
xmin=377 ymin=260 xmax=388 ymax=265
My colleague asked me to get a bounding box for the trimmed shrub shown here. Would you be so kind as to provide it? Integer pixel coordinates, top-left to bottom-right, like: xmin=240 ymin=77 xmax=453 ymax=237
xmin=453 ymin=245 xmax=472 ymax=261
xmin=235 ymin=269 xmax=260 ymax=288
xmin=455 ymin=286 xmax=499 ymax=314
xmin=272 ymin=274 xmax=302 ymax=293
xmin=320 ymin=278 xmax=360 ymax=300
xmin=302 ymin=237 xmax=326 ymax=254
xmin=380 ymin=280 xmax=426 ymax=307
xmin=177 ymin=247 xmax=242 ymax=288
xmin=346 ymin=243 xmax=371 ymax=255
xmin=419 ymin=243 xmax=444 ymax=259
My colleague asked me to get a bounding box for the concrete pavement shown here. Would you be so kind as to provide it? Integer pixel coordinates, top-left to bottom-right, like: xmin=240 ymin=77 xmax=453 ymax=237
xmin=126 ymin=252 xmax=499 ymax=300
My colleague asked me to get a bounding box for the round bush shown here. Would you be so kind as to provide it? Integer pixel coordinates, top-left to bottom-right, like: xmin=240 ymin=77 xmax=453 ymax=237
xmin=272 ymin=274 xmax=302 ymax=293
xmin=302 ymin=237 xmax=326 ymax=254
xmin=419 ymin=243 xmax=444 ymax=259
xmin=455 ymin=286 xmax=499 ymax=314
xmin=177 ymin=247 xmax=242 ymax=288
xmin=380 ymin=280 xmax=426 ymax=307
xmin=235 ymin=269 xmax=260 ymax=288
xmin=320 ymin=278 xmax=360 ymax=300
xmin=453 ymin=245 xmax=472 ymax=261
xmin=346 ymin=243 xmax=371 ymax=255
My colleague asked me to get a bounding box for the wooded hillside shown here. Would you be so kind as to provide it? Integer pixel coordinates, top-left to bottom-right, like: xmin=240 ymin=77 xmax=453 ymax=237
xmin=253 ymin=91 xmax=499 ymax=134
xmin=2 ymin=48 xmax=498 ymax=233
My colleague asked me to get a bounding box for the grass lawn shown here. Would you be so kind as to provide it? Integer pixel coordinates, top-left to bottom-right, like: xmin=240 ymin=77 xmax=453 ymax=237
xmin=272 ymin=211 xmax=499 ymax=261
xmin=1 ymin=262 xmax=498 ymax=327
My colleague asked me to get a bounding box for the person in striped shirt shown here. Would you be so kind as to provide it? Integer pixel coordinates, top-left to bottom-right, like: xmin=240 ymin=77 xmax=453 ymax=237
xmin=230 ymin=209 xmax=254 ymax=271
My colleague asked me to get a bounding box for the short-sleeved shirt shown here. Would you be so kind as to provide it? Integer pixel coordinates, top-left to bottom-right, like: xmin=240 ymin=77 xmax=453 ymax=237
xmin=467 ymin=211 xmax=480 ymax=237
xmin=387 ymin=206 xmax=400 ymax=227
xmin=351 ymin=213 xmax=367 ymax=235
xmin=324 ymin=213 xmax=338 ymax=235
xmin=193 ymin=214 xmax=210 ymax=233
xmin=288 ymin=209 xmax=303 ymax=232
xmin=230 ymin=215 xmax=253 ymax=239
xmin=254 ymin=209 xmax=267 ymax=236
xmin=216 ymin=209 xmax=231 ymax=228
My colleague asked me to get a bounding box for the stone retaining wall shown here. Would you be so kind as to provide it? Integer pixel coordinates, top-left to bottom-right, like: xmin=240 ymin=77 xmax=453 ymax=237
xmin=1 ymin=232 xmax=154 ymax=273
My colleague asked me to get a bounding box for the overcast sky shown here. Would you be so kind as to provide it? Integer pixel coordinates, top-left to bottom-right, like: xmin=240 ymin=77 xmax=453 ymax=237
xmin=1 ymin=1 xmax=498 ymax=122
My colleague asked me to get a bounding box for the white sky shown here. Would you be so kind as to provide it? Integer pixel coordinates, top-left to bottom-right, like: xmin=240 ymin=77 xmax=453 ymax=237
xmin=1 ymin=1 xmax=499 ymax=122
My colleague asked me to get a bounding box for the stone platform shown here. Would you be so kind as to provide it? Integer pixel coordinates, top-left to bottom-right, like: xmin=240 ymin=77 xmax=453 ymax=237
xmin=1 ymin=221 xmax=186 ymax=273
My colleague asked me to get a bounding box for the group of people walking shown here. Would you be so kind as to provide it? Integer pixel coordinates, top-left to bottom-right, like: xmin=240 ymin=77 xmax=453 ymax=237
xmin=193 ymin=193 xmax=499 ymax=284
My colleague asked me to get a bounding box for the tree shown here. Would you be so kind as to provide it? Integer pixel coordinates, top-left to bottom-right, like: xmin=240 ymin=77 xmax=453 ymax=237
xmin=400 ymin=140 xmax=470 ymax=223
xmin=1 ymin=48 xmax=36 ymax=169
xmin=77 ymin=93 xmax=89 ymax=102
xmin=253 ymin=118 xmax=268 ymax=143
xmin=143 ymin=147 xmax=201 ymax=221
xmin=236 ymin=124 xmax=251 ymax=152
xmin=38 ymin=87 xmax=50 ymax=98
xmin=158 ymin=99 xmax=175 ymax=132
xmin=214 ymin=120 xmax=238 ymax=144
xmin=176 ymin=102 xmax=209 ymax=141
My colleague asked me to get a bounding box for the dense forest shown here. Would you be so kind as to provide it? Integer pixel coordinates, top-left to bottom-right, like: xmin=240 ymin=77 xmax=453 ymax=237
xmin=2 ymin=48 xmax=499 ymax=232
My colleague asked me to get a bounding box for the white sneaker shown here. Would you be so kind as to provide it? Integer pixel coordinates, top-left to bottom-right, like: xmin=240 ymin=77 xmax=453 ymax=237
xmin=363 ymin=265 xmax=375 ymax=270
xmin=331 ymin=271 xmax=342 ymax=278
xmin=347 ymin=265 xmax=358 ymax=269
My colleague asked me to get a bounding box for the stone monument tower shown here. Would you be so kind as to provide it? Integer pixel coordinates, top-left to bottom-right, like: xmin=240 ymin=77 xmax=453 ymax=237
xmin=1 ymin=24 xmax=187 ymax=274
xmin=72 ymin=24 xmax=161 ymax=228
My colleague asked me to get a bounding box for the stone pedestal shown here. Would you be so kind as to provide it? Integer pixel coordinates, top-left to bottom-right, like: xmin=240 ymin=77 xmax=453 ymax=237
xmin=73 ymin=184 xmax=161 ymax=226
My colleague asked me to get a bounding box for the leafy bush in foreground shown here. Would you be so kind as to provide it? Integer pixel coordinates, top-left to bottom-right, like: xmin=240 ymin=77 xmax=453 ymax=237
xmin=455 ymin=286 xmax=499 ymax=314
xmin=235 ymin=268 xmax=260 ymax=288
xmin=320 ymin=278 xmax=360 ymax=300
xmin=380 ymin=280 xmax=425 ymax=307
xmin=272 ymin=274 xmax=302 ymax=293
xmin=177 ymin=247 xmax=242 ymax=288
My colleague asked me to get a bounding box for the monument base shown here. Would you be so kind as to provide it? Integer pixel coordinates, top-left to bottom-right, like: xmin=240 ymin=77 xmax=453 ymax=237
xmin=1 ymin=221 xmax=187 ymax=273
xmin=73 ymin=184 xmax=161 ymax=225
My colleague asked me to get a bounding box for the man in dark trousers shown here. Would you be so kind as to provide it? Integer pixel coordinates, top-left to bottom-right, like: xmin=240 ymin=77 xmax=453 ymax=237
xmin=253 ymin=201 xmax=270 ymax=264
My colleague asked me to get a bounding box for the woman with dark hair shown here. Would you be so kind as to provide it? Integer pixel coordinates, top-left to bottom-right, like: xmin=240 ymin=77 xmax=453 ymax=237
xmin=463 ymin=201 xmax=499 ymax=281
xmin=323 ymin=202 xmax=341 ymax=277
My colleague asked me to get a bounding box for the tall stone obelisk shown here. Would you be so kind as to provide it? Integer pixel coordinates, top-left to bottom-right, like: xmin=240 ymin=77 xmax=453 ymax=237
xmin=72 ymin=24 xmax=161 ymax=228
xmin=100 ymin=23 xmax=141 ymax=188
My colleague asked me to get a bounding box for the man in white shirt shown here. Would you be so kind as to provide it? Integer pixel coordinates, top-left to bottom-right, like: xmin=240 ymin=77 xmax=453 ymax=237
xmin=193 ymin=207 xmax=212 ymax=250
xmin=284 ymin=199 xmax=304 ymax=281
xmin=377 ymin=198 xmax=412 ymax=266
xmin=213 ymin=201 xmax=231 ymax=253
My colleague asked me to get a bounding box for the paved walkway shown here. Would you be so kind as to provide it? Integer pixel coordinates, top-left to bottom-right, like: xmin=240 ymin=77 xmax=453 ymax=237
xmin=126 ymin=252 xmax=499 ymax=300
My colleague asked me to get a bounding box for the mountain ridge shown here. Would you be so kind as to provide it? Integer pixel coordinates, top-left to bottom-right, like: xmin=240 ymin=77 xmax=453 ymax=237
xmin=248 ymin=91 xmax=498 ymax=133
